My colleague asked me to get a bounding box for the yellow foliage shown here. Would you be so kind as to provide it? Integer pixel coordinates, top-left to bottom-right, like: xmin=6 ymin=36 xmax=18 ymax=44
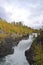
xmin=0 ymin=34 xmax=10 ymax=38
xmin=0 ymin=19 xmax=33 ymax=34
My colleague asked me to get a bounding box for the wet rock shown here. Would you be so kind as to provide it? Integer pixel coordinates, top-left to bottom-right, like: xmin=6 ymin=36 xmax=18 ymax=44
xmin=0 ymin=38 xmax=14 ymax=57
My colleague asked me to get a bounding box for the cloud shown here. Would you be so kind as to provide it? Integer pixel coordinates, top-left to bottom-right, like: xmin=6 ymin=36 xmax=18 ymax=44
xmin=0 ymin=0 xmax=43 ymax=28
xmin=0 ymin=6 xmax=10 ymax=21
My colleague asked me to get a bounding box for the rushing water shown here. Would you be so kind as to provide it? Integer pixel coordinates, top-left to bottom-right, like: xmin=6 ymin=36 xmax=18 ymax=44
xmin=0 ymin=34 xmax=37 ymax=65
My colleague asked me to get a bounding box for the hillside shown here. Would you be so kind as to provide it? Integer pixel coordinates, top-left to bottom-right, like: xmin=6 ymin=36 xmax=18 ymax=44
xmin=0 ymin=18 xmax=35 ymax=38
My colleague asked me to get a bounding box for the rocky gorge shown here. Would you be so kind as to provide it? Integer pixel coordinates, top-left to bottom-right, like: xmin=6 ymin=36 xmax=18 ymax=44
xmin=0 ymin=33 xmax=29 ymax=58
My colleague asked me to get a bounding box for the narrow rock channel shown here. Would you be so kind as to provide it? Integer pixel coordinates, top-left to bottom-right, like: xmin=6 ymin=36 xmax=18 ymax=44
xmin=0 ymin=34 xmax=36 ymax=65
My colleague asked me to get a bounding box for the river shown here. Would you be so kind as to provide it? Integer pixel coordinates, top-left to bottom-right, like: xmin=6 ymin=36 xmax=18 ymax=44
xmin=0 ymin=34 xmax=37 ymax=65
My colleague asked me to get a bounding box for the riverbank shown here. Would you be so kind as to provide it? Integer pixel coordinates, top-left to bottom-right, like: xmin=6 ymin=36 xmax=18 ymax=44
xmin=25 ymin=32 xmax=43 ymax=65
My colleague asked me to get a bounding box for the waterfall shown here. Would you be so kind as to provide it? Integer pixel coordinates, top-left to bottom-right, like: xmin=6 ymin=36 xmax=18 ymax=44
xmin=0 ymin=33 xmax=37 ymax=65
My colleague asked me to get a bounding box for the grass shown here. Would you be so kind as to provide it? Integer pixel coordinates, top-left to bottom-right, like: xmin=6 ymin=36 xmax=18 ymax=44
xmin=0 ymin=18 xmax=34 ymax=35
xmin=0 ymin=34 xmax=10 ymax=38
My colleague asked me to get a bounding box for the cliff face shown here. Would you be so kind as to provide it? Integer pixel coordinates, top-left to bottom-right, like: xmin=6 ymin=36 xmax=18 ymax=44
xmin=0 ymin=37 xmax=14 ymax=57
xmin=25 ymin=31 xmax=43 ymax=65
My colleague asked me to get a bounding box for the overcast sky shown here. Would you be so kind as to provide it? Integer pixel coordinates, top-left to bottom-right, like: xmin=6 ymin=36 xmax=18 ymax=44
xmin=0 ymin=0 xmax=43 ymax=28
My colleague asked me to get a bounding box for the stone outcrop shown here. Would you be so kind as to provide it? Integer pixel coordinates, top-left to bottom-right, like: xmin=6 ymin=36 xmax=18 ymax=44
xmin=25 ymin=35 xmax=43 ymax=65
xmin=0 ymin=37 xmax=14 ymax=57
